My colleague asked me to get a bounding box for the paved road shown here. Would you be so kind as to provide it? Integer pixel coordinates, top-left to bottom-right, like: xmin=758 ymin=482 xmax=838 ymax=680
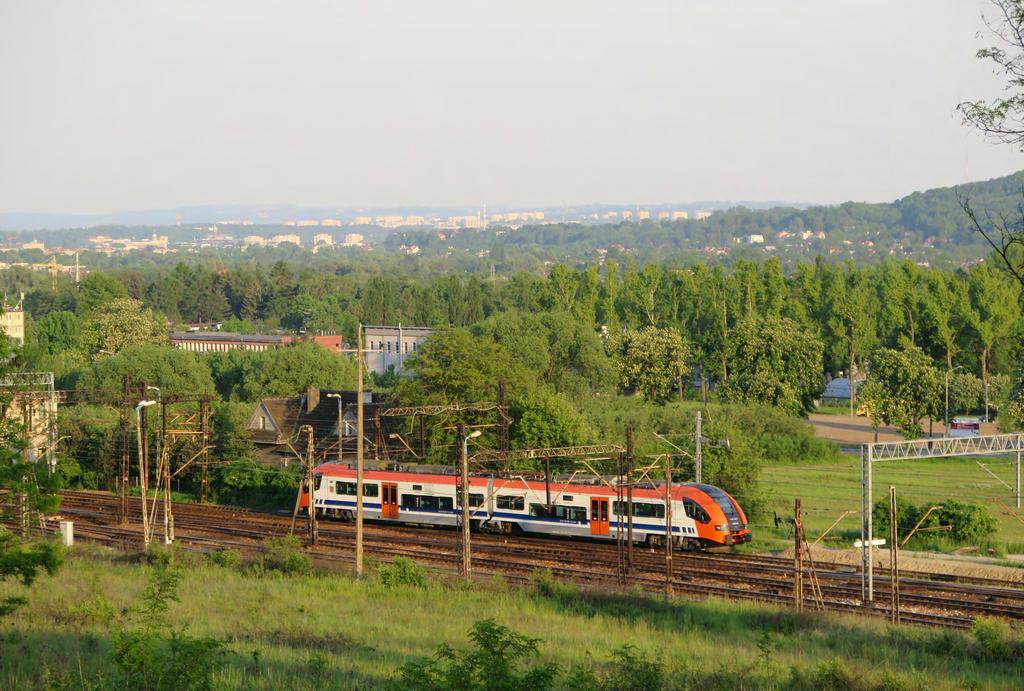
xmin=808 ymin=414 xmax=1000 ymax=445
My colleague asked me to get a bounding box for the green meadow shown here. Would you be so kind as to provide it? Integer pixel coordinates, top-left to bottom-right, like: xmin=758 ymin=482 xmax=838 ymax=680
xmin=760 ymin=455 xmax=1024 ymax=554
xmin=1 ymin=543 xmax=1021 ymax=690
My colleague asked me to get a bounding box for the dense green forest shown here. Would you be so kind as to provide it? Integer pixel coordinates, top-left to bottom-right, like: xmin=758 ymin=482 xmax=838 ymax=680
xmin=2 ymin=241 xmax=1022 ymax=516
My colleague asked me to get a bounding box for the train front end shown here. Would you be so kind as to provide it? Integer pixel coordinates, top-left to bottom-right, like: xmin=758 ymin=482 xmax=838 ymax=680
xmin=689 ymin=483 xmax=751 ymax=547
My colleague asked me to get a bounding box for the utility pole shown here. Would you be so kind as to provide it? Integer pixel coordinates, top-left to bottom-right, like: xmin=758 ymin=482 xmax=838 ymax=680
xmin=626 ymin=423 xmax=634 ymax=573
xmin=794 ymin=498 xmax=803 ymax=612
xmin=18 ymin=396 xmax=31 ymax=536
xmin=199 ymin=397 xmax=210 ymax=503
xmin=695 ymin=411 xmax=703 ymax=484
xmin=161 ymin=402 xmax=172 ymax=544
xmin=664 ymin=453 xmax=673 ymax=599
xmin=889 ymin=486 xmax=900 ymax=625
xmin=119 ymin=376 xmax=131 ymax=523
xmin=355 ymin=323 xmax=365 ymax=577
xmin=137 ymin=395 xmax=152 ymax=549
xmin=306 ymin=425 xmax=318 ymax=545
xmin=861 ymin=444 xmax=874 ymax=604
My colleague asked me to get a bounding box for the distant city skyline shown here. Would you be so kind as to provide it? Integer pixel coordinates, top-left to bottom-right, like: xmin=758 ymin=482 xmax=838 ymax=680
xmin=1 ymin=1 xmax=1021 ymax=215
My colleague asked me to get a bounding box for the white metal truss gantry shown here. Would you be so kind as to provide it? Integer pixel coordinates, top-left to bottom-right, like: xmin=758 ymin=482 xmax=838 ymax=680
xmin=860 ymin=433 xmax=1024 ymax=604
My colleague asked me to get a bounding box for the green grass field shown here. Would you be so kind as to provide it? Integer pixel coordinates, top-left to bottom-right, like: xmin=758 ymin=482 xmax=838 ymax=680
xmin=760 ymin=455 xmax=1024 ymax=553
xmin=1 ymin=544 xmax=1022 ymax=689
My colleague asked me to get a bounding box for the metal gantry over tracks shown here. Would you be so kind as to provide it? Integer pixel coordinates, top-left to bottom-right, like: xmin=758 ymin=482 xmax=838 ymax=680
xmin=860 ymin=433 xmax=1024 ymax=604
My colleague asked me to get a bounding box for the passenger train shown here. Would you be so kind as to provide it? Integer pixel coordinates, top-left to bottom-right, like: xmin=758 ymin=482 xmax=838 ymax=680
xmin=301 ymin=463 xmax=751 ymax=549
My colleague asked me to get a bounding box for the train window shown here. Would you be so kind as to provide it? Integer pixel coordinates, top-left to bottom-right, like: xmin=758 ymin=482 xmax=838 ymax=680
xmin=529 ymin=503 xmax=549 ymax=517
xmin=400 ymin=494 xmax=453 ymax=512
xmin=554 ymin=505 xmax=587 ymax=523
xmin=562 ymin=495 xmax=573 ymax=502
xmin=337 ymin=481 xmax=364 ymax=496
xmin=363 ymin=484 xmax=379 ymax=497
xmin=683 ymin=499 xmax=710 ymax=523
xmin=413 ymin=484 xmax=423 ymax=491
xmin=496 ymin=495 xmax=525 ymax=511
xmin=458 ymin=493 xmax=485 ymax=507
xmin=314 ymin=475 xmax=323 ymax=490
xmin=634 ymin=502 xmax=665 ymax=519
xmin=612 ymin=501 xmax=666 ymax=519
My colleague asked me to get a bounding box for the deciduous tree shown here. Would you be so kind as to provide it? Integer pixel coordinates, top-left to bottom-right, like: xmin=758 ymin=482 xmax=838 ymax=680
xmin=859 ymin=345 xmax=943 ymax=439
xmin=615 ymin=326 xmax=690 ymax=404
xmin=720 ymin=315 xmax=824 ymax=417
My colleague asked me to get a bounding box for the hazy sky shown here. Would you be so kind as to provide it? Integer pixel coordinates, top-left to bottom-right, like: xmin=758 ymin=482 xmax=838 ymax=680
xmin=2 ymin=1 xmax=1022 ymax=214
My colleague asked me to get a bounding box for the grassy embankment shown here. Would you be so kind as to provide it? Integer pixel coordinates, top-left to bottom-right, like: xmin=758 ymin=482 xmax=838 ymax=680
xmin=760 ymin=455 xmax=1024 ymax=555
xmin=1 ymin=543 xmax=1022 ymax=690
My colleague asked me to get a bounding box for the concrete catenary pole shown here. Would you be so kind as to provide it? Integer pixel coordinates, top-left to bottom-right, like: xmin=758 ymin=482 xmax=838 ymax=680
xmin=461 ymin=426 xmax=473 ymax=577
xmin=356 ymin=323 xmax=365 ymax=577
xmin=664 ymin=454 xmax=673 ymax=599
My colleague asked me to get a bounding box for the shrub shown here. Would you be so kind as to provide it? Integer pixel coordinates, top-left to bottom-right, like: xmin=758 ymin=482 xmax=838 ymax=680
xmin=397 ymin=618 xmax=558 ymax=691
xmin=532 ymin=569 xmax=577 ymax=599
xmin=378 ymin=557 xmax=427 ymax=589
xmin=206 ymin=549 xmax=243 ymax=570
xmin=109 ymin=560 xmax=227 ymax=690
xmin=595 ymin=645 xmax=663 ymax=691
xmin=111 ymin=628 xmax=225 ymax=690
xmin=872 ymin=497 xmax=996 ymax=546
xmin=787 ymin=657 xmax=862 ymax=691
xmin=262 ymin=536 xmax=312 ymax=575
xmin=64 ymin=593 xmax=117 ymax=629
xmin=971 ymin=618 xmax=1013 ymax=661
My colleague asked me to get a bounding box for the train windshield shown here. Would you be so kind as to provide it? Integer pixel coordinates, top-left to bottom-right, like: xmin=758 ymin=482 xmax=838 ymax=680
xmin=694 ymin=484 xmax=744 ymax=529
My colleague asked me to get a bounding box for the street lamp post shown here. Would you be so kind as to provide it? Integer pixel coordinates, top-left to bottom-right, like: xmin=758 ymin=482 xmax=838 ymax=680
xmin=944 ymin=365 xmax=964 ymax=433
xmin=461 ymin=429 xmax=482 ymax=577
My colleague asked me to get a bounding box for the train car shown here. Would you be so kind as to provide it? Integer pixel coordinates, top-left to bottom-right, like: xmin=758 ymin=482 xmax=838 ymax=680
xmin=300 ymin=464 xmax=751 ymax=548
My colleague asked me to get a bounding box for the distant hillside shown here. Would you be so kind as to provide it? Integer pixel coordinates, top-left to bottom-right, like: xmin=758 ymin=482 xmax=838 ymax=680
xmin=384 ymin=171 xmax=1024 ymax=267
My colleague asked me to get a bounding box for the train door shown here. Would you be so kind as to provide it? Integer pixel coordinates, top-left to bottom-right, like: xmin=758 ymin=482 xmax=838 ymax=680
xmin=381 ymin=483 xmax=399 ymax=519
xmin=590 ymin=497 xmax=609 ymax=536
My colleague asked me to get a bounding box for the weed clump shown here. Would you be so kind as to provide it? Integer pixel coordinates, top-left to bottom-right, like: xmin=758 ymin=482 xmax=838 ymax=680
xmin=398 ymin=618 xmax=558 ymax=691
xmin=261 ymin=536 xmax=311 ymax=575
xmin=205 ymin=548 xmax=243 ymax=570
xmin=109 ymin=561 xmax=226 ymax=690
xmin=787 ymin=657 xmax=862 ymax=690
xmin=970 ymin=617 xmax=1015 ymax=661
xmin=568 ymin=644 xmax=663 ymax=691
xmin=378 ymin=557 xmax=427 ymax=589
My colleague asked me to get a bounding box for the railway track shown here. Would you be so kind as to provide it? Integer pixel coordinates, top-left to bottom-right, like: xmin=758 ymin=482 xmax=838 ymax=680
xmin=33 ymin=490 xmax=1024 ymax=629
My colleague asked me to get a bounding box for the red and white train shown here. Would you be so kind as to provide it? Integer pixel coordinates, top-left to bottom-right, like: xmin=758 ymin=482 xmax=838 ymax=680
xmin=301 ymin=463 xmax=751 ymax=549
